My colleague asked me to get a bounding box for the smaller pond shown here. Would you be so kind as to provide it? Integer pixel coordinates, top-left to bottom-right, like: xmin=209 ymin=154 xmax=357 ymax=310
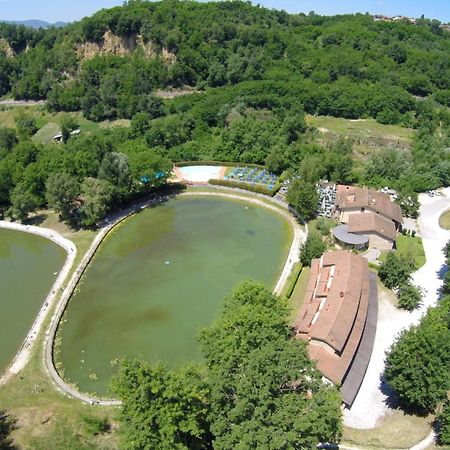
xmin=177 ymin=165 xmax=224 ymax=182
xmin=0 ymin=229 xmax=66 ymax=373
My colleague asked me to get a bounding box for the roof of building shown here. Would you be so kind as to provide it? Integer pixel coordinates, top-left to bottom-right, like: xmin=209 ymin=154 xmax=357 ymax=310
xmin=333 ymin=224 xmax=369 ymax=246
xmin=348 ymin=212 xmax=397 ymax=242
xmin=293 ymin=251 xmax=371 ymax=388
xmin=335 ymin=185 xmax=403 ymax=224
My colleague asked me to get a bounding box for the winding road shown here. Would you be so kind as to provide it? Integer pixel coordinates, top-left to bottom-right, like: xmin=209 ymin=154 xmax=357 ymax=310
xmin=343 ymin=188 xmax=450 ymax=447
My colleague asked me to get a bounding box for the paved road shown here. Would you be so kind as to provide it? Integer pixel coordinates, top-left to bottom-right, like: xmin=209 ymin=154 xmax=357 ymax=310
xmin=344 ymin=188 xmax=450 ymax=432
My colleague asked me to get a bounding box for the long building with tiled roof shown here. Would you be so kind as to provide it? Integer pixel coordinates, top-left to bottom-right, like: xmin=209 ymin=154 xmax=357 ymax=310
xmin=293 ymin=251 xmax=378 ymax=406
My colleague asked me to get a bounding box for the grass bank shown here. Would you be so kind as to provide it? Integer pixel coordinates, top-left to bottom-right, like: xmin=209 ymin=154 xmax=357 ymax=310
xmin=439 ymin=209 xmax=450 ymax=230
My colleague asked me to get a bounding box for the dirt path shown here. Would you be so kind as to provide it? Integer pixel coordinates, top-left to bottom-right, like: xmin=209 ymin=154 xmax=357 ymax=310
xmin=0 ymin=221 xmax=76 ymax=386
xmin=344 ymin=188 xmax=450 ymax=431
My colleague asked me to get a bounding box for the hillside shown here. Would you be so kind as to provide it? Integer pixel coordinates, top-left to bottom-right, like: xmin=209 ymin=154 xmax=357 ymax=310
xmin=0 ymin=0 xmax=450 ymax=124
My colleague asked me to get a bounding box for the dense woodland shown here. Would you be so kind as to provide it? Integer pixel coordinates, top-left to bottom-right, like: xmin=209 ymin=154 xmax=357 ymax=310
xmin=0 ymin=1 xmax=450 ymax=221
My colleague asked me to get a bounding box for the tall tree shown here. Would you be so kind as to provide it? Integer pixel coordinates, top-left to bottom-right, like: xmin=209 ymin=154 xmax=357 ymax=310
xmin=199 ymin=281 xmax=342 ymax=449
xmin=287 ymin=179 xmax=319 ymax=221
xmin=80 ymin=177 xmax=113 ymax=227
xmin=112 ymin=361 xmax=211 ymax=450
xmin=45 ymin=172 xmax=79 ymax=221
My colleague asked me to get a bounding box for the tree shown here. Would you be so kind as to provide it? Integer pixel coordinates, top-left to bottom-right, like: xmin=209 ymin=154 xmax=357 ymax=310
xmin=0 ymin=411 xmax=16 ymax=450
xmin=0 ymin=127 xmax=18 ymax=151
xmin=378 ymin=252 xmax=415 ymax=290
xmin=7 ymin=184 xmax=37 ymax=222
xmin=199 ymin=281 xmax=342 ymax=449
xmin=45 ymin=172 xmax=79 ymax=221
xmin=111 ymin=361 xmax=211 ymax=450
xmin=60 ymin=115 xmax=79 ymax=143
xmin=80 ymin=177 xmax=114 ymax=227
xmin=384 ymin=297 xmax=450 ymax=412
xmin=130 ymin=112 xmax=151 ymax=138
xmin=437 ymin=401 xmax=450 ymax=445
xmin=300 ymin=232 xmax=327 ymax=266
xmin=15 ymin=114 xmax=37 ymax=139
xmin=397 ymin=282 xmax=422 ymax=311
xmin=287 ymin=179 xmax=319 ymax=221
xmin=98 ymin=152 xmax=130 ymax=188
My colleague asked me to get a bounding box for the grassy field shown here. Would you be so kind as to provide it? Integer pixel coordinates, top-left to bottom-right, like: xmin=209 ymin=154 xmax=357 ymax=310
xmin=288 ymin=266 xmax=311 ymax=322
xmin=342 ymin=409 xmax=434 ymax=449
xmin=379 ymin=234 xmax=426 ymax=269
xmin=306 ymin=115 xmax=414 ymax=164
xmin=0 ymin=105 xmax=130 ymax=145
xmin=439 ymin=209 xmax=450 ymax=230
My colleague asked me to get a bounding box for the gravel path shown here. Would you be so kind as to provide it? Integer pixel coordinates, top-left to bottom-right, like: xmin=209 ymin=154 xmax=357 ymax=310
xmin=344 ymin=187 xmax=450 ymax=430
xmin=0 ymin=221 xmax=76 ymax=386
xmin=43 ymin=189 xmax=305 ymax=405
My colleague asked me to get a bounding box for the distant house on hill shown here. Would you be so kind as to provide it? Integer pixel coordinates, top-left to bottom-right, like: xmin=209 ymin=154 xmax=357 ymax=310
xmin=333 ymin=185 xmax=403 ymax=251
xmin=293 ymin=251 xmax=378 ymax=406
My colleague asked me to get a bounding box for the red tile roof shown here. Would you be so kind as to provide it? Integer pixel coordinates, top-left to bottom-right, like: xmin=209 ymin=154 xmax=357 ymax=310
xmin=293 ymin=251 xmax=371 ymax=385
xmin=336 ymin=185 xmax=403 ymax=224
xmin=348 ymin=212 xmax=397 ymax=242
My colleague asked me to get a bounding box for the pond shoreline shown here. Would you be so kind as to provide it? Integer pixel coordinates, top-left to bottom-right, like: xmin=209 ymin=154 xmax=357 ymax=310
xmin=45 ymin=188 xmax=305 ymax=405
xmin=0 ymin=221 xmax=76 ymax=387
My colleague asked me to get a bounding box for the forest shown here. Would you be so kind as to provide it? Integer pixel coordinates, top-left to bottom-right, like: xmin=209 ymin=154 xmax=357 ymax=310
xmin=0 ymin=1 xmax=450 ymax=222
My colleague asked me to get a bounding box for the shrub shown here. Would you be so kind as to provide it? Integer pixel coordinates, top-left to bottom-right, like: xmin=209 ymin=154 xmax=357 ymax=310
xmin=208 ymin=178 xmax=280 ymax=196
xmin=283 ymin=263 xmax=303 ymax=299
xmin=398 ymin=283 xmax=422 ymax=311
xmin=437 ymin=401 xmax=450 ymax=445
xmin=300 ymin=232 xmax=326 ymax=266
xmin=82 ymin=415 xmax=110 ymax=436
xmin=379 ymin=252 xmax=415 ymax=290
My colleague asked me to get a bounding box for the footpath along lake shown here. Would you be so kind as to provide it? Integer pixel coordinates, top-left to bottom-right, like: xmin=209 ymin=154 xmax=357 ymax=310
xmin=0 ymin=229 xmax=66 ymax=373
xmin=58 ymin=196 xmax=292 ymax=395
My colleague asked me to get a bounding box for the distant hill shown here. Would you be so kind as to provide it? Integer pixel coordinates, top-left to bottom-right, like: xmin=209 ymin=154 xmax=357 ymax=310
xmin=1 ymin=19 xmax=66 ymax=29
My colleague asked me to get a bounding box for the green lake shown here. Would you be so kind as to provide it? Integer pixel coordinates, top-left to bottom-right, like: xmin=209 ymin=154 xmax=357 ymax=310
xmin=0 ymin=229 xmax=66 ymax=373
xmin=58 ymin=196 xmax=291 ymax=395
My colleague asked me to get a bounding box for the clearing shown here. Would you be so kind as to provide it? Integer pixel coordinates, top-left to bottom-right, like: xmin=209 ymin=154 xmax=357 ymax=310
xmin=306 ymin=115 xmax=414 ymax=162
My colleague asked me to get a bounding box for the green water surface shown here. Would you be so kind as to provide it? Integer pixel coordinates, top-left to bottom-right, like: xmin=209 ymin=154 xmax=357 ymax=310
xmin=0 ymin=229 xmax=66 ymax=373
xmin=58 ymin=197 xmax=291 ymax=395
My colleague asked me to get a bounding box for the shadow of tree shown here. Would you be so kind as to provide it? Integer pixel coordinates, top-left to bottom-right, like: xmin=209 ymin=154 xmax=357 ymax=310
xmin=0 ymin=410 xmax=18 ymax=450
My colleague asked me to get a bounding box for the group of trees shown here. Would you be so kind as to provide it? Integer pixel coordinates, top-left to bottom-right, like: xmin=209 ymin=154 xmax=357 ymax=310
xmin=384 ymin=241 xmax=450 ymax=444
xmin=379 ymin=252 xmax=422 ymax=311
xmin=112 ymin=281 xmax=342 ymax=448
xmin=1 ymin=1 xmax=450 ymax=125
xmin=0 ymin=123 xmax=171 ymax=226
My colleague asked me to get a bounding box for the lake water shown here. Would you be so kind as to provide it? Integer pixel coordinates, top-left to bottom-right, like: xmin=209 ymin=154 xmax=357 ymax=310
xmin=58 ymin=196 xmax=291 ymax=395
xmin=0 ymin=229 xmax=66 ymax=373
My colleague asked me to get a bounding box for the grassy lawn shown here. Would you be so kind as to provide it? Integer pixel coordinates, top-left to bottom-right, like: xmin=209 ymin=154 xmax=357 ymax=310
xmin=439 ymin=209 xmax=450 ymax=230
xmin=306 ymin=115 xmax=413 ymax=142
xmin=0 ymin=105 xmax=130 ymax=145
xmin=288 ymin=266 xmax=311 ymax=322
xmin=379 ymin=234 xmax=426 ymax=270
xmin=342 ymin=409 xmax=434 ymax=449
xmin=0 ymin=212 xmax=118 ymax=449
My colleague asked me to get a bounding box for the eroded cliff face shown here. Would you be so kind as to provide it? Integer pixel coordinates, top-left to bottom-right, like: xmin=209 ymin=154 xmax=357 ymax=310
xmin=0 ymin=38 xmax=14 ymax=57
xmin=77 ymin=30 xmax=176 ymax=64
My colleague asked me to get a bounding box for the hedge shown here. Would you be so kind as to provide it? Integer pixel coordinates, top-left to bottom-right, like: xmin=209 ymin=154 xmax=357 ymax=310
xmin=208 ymin=178 xmax=281 ymax=196
xmin=282 ymin=262 xmax=303 ymax=299
xmin=176 ymin=160 xmax=265 ymax=169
